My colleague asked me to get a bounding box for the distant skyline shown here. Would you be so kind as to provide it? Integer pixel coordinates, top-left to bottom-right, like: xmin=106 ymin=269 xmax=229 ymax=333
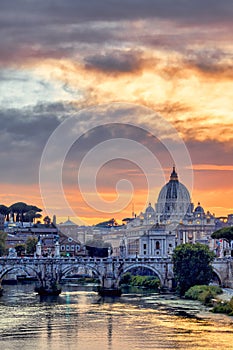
xmin=0 ymin=1 xmax=232 ymax=224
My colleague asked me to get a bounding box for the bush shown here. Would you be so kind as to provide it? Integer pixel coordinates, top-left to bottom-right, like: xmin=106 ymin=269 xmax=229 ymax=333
xmin=120 ymin=273 xmax=160 ymax=289
xmin=120 ymin=272 xmax=132 ymax=285
xmin=212 ymin=300 xmax=233 ymax=315
xmin=185 ymin=285 xmax=223 ymax=306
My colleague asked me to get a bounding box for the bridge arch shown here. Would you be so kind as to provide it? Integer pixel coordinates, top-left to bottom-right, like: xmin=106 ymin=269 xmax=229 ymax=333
xmin=60 ymin=263 xmax=102 ymax=283
xmin=0 ymin=265 xmax=40 ymax=282
xmin=118 ymin=263 xmax=164 ymax=286
xmin=212 ymin=268 xmax=222 ymax=286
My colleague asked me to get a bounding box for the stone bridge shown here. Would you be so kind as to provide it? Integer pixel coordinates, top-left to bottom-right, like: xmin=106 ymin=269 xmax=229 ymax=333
xmin=0 ymin=256 xmax=232 ymax=295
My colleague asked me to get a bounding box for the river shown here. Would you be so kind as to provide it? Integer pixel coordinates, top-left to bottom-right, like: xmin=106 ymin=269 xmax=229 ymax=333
xmin=0 ymin=283 xmax=233 ymax=350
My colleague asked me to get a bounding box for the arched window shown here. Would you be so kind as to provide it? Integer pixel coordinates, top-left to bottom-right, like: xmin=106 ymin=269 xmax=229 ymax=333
xmin=156 ymin=241 xmax=160 ymax=250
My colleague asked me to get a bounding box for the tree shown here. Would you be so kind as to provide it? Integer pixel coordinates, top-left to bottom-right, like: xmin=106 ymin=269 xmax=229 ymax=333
xmin=24 ymin=210 xmax=42 ymax=223
xmin=211 ymin=227 xmax=233 ymax=244
xmin=172 ymin=243 xmax=215 ymax=296
xmin=9 ymin=202 xmax=28 ymax=222
xmin=15 ymin=244 xmax=26 ymax=256
xmin=25 ymin=236 xmax=38 ymax=255
xmin=43 ymin=216 xmax=51 ymax=226
xmin=0 ymin=205 xmax=9 ymax=221
xmin=85 ymin=239 xmax=112 ymax=257
xmin=0 ymin=231 xmax=7 ymax=256
xmin=95 ymin=218 xmax=118 ymax=228
xmin=8 ymin=202 xmax=42 ymax=222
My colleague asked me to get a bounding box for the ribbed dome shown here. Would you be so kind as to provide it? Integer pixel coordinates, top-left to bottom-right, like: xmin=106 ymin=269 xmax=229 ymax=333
xmin=145 ymin=203 xmax=155 ymax=213
xmin=194 ymin=202 xmax=205 ymax=213
xmin=156 ymin=167 xmax=191 ymax=221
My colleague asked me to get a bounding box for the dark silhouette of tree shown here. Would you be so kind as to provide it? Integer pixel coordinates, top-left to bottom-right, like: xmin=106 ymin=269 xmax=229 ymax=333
xmin=85 ymin=239 xmax=112 ymax=257
xmin=211 ymin=227 xmax=233 ymax=244
xmin=172 ymin=243 xmax=215 ymax=296
xmin=0 ymin=205 xmax=9 ymax=221
xmin=43 ymin=216 xmax=51 ymax=226
xmin=8 ymin=202 xmax=42 ymax=222
xmin=9 ymin=202 xmax=28 ymax=222
xmin=95 ymin=218 xmax=118 ymax=228
xmin=24 ymin=210 xmax=42 ymax=223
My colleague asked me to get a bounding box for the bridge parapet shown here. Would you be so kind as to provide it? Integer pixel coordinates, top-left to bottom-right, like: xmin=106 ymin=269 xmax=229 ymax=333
xmin=0 ymin=256 xmax=232 ymax=294
xmin=212 ymin=257 xmax=233 ymax=288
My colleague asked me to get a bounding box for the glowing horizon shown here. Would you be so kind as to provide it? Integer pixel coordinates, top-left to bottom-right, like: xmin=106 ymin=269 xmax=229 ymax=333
xmin=0 ymin=1 xmax=232 ymax=225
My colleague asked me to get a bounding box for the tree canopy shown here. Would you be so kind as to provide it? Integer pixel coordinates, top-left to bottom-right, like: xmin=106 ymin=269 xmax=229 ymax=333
xmin=0 ymin=231 xmax=7 ymax=256
xmin=85 ymin=239 xmax=112 ymax=257
xmin=0 ymin=202 xmax=42 ymax=222
xmin=25 ymin=236 xmax=38 ymax=255
xmin=172 ymin=243 xmax=215 ymax=296
xmin=211 ymin=226 xmax=233 ymax=243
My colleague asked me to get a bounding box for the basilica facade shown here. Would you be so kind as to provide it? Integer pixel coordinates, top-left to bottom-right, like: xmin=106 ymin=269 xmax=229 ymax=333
xmin=106 ymin=167 xmax=222 ymax=258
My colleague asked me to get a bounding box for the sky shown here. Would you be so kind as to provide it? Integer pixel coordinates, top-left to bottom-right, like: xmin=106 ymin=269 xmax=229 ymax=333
xmin=0 ymin=0 xmax=232 ymax=225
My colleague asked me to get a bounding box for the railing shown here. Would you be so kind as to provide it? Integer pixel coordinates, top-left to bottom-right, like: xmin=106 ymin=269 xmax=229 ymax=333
xmin=0 ymin=256 xmax=173 ymax=264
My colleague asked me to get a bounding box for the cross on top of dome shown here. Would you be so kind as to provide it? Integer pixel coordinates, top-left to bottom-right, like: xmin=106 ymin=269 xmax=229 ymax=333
xmin=170 ymin=166 xmax=178 ymax=181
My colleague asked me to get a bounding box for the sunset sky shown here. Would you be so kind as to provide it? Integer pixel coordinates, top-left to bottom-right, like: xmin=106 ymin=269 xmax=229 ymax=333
xmin=0 ymin=1 xmax=232 ymax=225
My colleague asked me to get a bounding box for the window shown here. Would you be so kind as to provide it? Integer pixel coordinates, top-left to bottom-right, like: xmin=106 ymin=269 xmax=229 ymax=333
xmin=156 ymin=241 xmax=160 ymax=249
xmin=70 ymin=245 xmax=75 ymax=251
xmin=143 ymin=243 xmax=147 ymax=249
xmin=61 ymin=245 xmax=65 ymax=251
xmin=66 ymin=245 xmax=70 ymax=251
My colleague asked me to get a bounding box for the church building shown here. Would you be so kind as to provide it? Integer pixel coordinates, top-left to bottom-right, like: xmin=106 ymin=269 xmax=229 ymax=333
xmin=115 ymin=167 xmax=217 ymax=258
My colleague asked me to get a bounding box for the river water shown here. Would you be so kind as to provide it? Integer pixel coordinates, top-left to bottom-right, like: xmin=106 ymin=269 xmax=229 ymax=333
xmin=0 ymin=284 xmax=233 ymax=350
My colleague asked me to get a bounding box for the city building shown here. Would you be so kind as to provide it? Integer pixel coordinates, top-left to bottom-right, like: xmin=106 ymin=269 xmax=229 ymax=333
xmin=103 ymin=167 xmax=233 ymax=258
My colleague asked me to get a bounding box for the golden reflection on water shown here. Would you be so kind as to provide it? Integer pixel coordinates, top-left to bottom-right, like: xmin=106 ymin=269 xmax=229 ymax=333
xmin=0 ymin=285 xmax=233 ymax=350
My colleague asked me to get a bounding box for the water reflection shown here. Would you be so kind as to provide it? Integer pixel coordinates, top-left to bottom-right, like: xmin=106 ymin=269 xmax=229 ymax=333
xmin=0 ymin=284 xmax=233 ymax=350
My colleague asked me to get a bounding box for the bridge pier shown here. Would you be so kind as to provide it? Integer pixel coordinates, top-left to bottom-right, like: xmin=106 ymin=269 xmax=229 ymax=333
xmin=98 ymin=257 xmax=122 ymax=296
xmin=35 ymin=260 xmax=62 ymax=296
xmin=0 ymin=278 xmax=3 ymax=296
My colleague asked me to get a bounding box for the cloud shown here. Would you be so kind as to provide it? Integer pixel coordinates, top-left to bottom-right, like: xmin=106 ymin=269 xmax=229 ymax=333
xmin=0 ymin=0 xmax=232 ymax=68
xmin=84 ymin=50 xmax=144 ymax=74
xmin=1 ymin=0 xmax=233 ymax=25
xmin=0 ymin=104 xmax=69 ymax=184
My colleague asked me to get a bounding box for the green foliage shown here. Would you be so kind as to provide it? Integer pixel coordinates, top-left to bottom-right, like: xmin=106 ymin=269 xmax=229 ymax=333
xmin=120 ymin=273 xmax=160 ymax=289
xmin=172 ymin=243 xmax=215 ymax=295
xmin=120 ymin=272 xmax=132 ymax=285
xmin=185 ymin=285 xmax=223 ymax=306
xmin=211 ymin=226 xmax=233 ymax=243
xmin=212 ymin=298 xmax=233 ymax=316
xmin=15 ymin=244 xmax=26 ymax=256
xmin=0 ymin=231 xmax=7 ymax=256
xmin=25 ymin=236 xmax=37 ymax=255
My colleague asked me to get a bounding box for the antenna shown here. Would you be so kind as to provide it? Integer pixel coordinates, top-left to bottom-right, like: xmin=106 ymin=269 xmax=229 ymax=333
xmin=132 ymin=202 xmax=135 ymax=218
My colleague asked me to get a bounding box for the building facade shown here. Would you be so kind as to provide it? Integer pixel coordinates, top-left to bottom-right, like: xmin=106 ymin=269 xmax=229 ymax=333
xmin=103 ymin=167 xmax=232 ymax=258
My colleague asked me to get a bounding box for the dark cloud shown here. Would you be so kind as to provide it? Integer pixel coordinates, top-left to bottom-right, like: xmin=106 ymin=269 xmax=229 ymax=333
xmin=0 ymin=103 xmax=70 ymax=184
xmin=84 ymin=50 xmax=144 ymax=74
xmin=1 ymin=0 xmax=232 ymax=25
xmin=0 ymin=0 xmax=232 ymax=66
xmin=187 ymin=139 xmax=233 ymax=166
xmin=185 ymin=49 xmax=233 ymax=78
